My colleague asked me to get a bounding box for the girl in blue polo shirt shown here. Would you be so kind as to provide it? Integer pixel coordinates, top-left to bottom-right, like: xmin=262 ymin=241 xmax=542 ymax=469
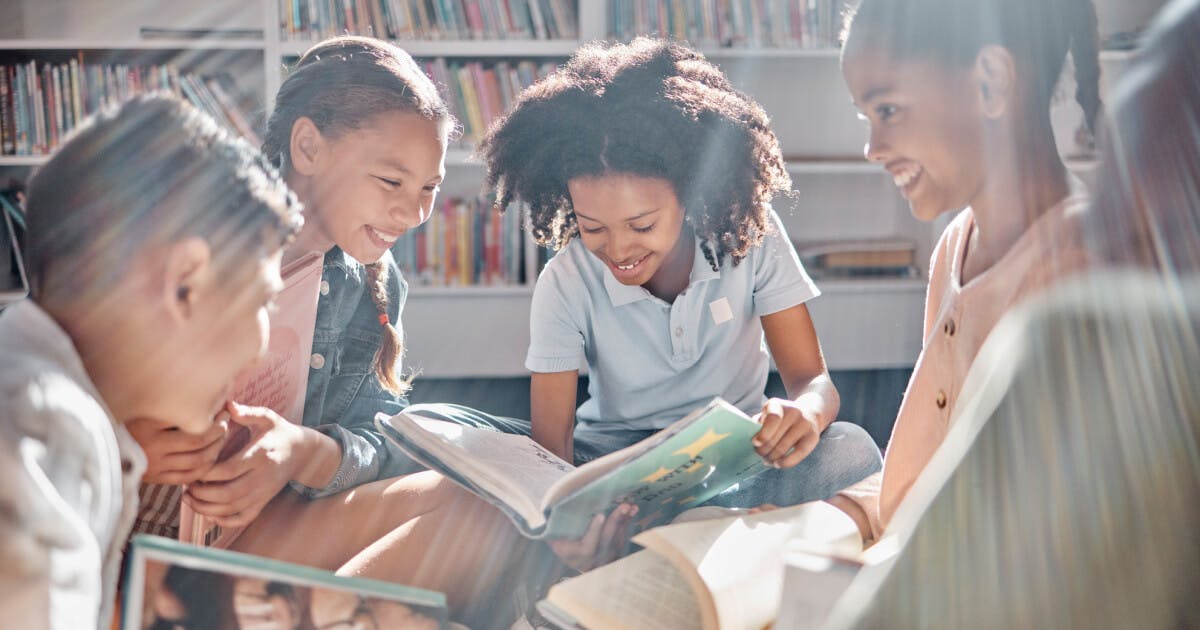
xmin=471 ymin=38 xmax=882 ymax=509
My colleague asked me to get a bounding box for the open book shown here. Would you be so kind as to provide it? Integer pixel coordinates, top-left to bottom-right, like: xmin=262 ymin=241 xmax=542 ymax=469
xmin=122 ymin=534 xmax=447 ymax=629
xmin=178 ymin=251 xmax=325 ymax=546
xmin=536 ymin=502 xmax=891 ymax=630
xmin=375 ymin=398 xmax=770 ymax=539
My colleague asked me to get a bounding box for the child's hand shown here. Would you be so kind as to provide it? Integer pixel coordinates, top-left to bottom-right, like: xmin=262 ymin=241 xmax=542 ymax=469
xmin=547 ymin=503 xmax=639 ymax=573
xmin=127 ymin=413 xmax=228 ymax=485
xmin=752 ymin=398 xmax=821 ymax=468
xmin=184 ymin=403 xmax=305 ymax=529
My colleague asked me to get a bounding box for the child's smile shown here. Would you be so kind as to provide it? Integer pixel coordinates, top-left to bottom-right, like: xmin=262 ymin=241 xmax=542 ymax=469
xmin=567 ymin=173 xmax=691 ymax=296
xmin=841 ymin=33 xmax=988 ymax=222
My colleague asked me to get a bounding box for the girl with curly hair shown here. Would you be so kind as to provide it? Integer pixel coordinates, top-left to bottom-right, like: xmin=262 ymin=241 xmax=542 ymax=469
xmin=420 ymin=38 xmax=882 ymax=519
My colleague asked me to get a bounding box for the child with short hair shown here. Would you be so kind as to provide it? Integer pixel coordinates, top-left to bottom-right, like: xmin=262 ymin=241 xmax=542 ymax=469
xmin=462 ymin=38 xmax=883 ymax=511
xmin=828 ymin=0 xmax=1102 ymax=544
xmin=0 ymin=94 xmax=301 ymax=629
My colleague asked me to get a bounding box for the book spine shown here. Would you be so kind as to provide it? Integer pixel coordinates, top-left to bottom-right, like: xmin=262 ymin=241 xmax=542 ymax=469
xmin=0 ymin=65 xmax=12 ymax=155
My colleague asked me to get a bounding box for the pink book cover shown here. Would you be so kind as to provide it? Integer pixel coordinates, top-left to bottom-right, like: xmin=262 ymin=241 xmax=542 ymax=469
xmin=179 ymin=251 xmax=324 ymax=547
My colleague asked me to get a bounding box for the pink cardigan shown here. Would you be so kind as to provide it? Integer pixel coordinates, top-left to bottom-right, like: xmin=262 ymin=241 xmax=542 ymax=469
xmin=839 ymin=191 xmax=1091 ymax=542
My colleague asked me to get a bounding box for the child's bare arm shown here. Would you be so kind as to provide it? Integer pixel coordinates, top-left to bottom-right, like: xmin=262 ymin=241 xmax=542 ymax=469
xmin=756 ymin=304 xmax=841 ymax=468
xmin=530 ymin=370 xmax=579 ymax=462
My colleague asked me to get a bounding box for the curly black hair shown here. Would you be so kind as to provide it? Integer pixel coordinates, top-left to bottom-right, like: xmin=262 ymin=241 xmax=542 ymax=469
xmin=477 ymin=37 xmax=791 ymax=270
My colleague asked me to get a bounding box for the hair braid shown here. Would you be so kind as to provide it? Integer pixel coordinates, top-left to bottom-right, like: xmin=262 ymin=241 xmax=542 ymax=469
xmin=365 ymin=261 xmax=409 ymax=395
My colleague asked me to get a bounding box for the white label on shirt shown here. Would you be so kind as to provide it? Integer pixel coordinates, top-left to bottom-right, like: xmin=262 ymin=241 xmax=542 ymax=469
xmin=709 ymin=297 xmax=733 ymax=325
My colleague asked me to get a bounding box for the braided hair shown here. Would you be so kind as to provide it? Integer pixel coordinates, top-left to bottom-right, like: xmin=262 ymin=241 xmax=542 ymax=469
xmin=262 ymin=36 xmax=455 ymax=394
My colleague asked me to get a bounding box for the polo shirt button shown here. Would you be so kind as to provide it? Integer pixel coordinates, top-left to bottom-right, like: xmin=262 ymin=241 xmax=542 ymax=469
xmin=320 ymin=280 xmax=330 ymax=296
xmin=121 ymin=459 xmax=133 ymax=473
xmin=936 ymin=390 xmax=948 ymax=409
xmin=943 ymin=319 xmax=956 ymax=336
xmin=311 ymin=353 xmax=326 ymax=369
xmin=674 ymin=326 xmax=684 ymax=337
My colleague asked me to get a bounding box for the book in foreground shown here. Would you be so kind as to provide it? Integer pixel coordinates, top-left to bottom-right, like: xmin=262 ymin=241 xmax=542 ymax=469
xmin=121 ymin=534 xmax=447 ymax=629
xmin=375 ymin=398 xmax=770 ymax=539
xmin=536 ymin=502 xmax=894 ymax=630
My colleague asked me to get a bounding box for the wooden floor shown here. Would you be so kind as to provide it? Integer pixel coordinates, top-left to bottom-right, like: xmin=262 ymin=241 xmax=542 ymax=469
xmin=407 ymin=368 xmax=910 ymax=448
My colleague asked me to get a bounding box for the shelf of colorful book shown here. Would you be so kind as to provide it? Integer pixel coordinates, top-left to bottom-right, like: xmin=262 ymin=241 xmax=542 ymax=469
xmin=278 ymin=38 xmax=579 ymax=58
xmin=0 ymin=39 xmax=267 ymax=51
xmin=276 ymin=0 xmax=580 ymax=45
xmin=407 ymin=285 xmax=534 ymax=297
xmin=0 ymin=48 xmax=266 ymax=156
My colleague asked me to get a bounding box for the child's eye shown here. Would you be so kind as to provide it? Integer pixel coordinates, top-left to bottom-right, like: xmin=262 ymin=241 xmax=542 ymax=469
xmin=580 ymin=225 xmax=605 ymax=234
xmin=876 ymin=104 xmax=900 ymax=121
xmin=375 ymin=176 xmax=401 ymax=188
xmin=423 ymin=184 xmax=441 ymax=194
xmin=631 ymin=223 xmax=656 ymax=233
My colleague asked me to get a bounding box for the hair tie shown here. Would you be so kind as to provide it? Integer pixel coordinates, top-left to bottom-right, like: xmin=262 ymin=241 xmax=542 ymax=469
xmin=378 ymin=313 xmax=390 ymax=327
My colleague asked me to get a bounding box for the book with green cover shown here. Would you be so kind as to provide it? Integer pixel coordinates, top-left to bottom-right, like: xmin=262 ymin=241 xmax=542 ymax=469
xmin=374 ymin=398 xmax=770 ymax=539
xmin=121 ymin=534 xmax=448 ymax=629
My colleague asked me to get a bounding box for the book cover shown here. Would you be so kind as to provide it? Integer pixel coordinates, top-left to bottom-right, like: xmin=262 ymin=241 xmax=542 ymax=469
xmin=178 ymin=252 xmax=324 ymax=547
xmin=375 ymin=398 xmax=771 ymax=539
xmin=122 ymin=534 xmax=448 ymax=630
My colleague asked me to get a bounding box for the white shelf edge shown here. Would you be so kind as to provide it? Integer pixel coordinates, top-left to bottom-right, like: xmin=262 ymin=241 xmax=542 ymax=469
xmin=406 ymin=285 xmax=533 ymax=297
xmin=0 ymin=39 xmax=267 ymax=51
xmin=815 ymin=277 xmax=927 ymax=293
xmin=0 ymin=156 xmax=50 ymax=166
xmin=278 ymin=39 xmax=579 ymax=58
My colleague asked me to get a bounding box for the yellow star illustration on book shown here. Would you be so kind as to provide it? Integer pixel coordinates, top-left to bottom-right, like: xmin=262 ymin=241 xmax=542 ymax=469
xmin=685 ymin=461 xmax=706 ymax=474
xmin=676 ymin=496 xmax=698 ymax=505
xmin=673 ymin=428 xmax=731 ymax=460
xmin=641 ymin=466 xmax=673 ymax=483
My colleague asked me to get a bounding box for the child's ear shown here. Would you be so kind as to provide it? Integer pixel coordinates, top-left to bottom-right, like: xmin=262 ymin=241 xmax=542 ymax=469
xmin=289 ymin=116 xmax=327 ymax=177
xmin=162 ymin=237 xmax=213 ymax=324
xmin=974 ymin=44 xmax=1016 ymax=120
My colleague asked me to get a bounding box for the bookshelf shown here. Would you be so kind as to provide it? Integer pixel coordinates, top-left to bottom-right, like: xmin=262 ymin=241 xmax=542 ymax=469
xmin=0 ymin=0 xmax=1161 ymax=377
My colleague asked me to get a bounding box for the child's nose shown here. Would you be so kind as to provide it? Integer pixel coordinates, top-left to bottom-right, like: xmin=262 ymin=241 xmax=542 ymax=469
xmin=390 ymin=196 xmax=425 ymax=229
xmin=864 ymin=127 xmax=889 ymax=163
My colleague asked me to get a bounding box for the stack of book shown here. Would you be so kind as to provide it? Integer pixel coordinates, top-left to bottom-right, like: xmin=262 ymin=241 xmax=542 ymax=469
xmin=392 ymin=196 xmax=529 ymax=287
xmin=0 ymin=58 xmax=258 ymax=156
xmin=280 ymin=0 xmax=579 ymax=41
xmin=795 ymin=238 xmax=919 ymax=279
xmin=610 ymin=0 xmax=846 ymax=49
xmin=421 ymin=58 xmax=558 ymax=146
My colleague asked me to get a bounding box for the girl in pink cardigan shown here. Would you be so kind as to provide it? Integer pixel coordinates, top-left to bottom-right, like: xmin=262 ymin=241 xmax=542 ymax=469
xmin=830 ymin=0 xmax=1102 ymax=544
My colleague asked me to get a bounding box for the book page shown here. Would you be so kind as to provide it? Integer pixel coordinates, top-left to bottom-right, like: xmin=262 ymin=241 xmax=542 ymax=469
xmin=544 ymin=550 xmax=710 ymax=630
xmin=380 ymin=411 xmax=574 ymax=528
xmin=180 ymin=252 xmax=325 ymax=547
xmin=633 ymin=502 xmax=862 ymax=630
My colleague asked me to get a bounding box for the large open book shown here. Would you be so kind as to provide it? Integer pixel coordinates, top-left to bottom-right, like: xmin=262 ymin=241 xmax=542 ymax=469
xmin=178 ymin=251 xmax=325 ymax=546
xmin=122 ymin=534 xmax=447 ymax=629
xmin=536 ymin=502 xmax=891 ymax=630
xmin=375 ymin=398 xmax=770 ymax=539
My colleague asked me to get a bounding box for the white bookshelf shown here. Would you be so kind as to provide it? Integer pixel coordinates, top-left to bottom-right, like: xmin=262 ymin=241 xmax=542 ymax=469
xmin=0 ymin=0 xmax=1161 ymax=376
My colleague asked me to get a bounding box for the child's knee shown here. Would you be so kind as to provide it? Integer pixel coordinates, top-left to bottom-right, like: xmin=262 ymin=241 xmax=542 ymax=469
xmin=819 ymin=421 xmax=883 ymax=480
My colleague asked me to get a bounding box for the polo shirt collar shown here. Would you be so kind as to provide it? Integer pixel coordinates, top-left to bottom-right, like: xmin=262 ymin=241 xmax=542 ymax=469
xmin=603 ymin=236 xmax=722 ymax=307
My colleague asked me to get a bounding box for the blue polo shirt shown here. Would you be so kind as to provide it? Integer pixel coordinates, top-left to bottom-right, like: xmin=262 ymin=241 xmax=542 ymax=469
xmin=526 ymin=209 xmax=820 ymax=432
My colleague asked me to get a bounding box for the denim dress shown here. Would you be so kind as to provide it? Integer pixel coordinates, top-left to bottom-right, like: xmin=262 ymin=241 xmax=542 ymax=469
xmin=292 ymin=246 xmax=415 ymax=498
